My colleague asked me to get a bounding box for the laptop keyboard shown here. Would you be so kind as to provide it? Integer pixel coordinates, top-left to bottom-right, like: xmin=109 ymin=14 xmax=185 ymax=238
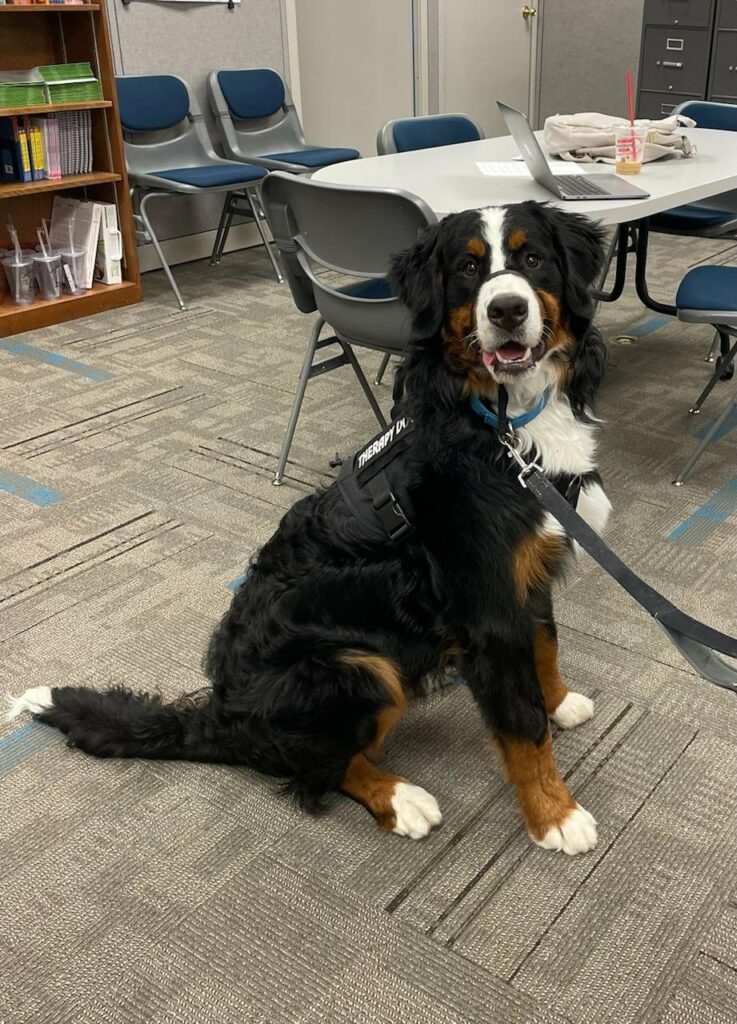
xmin=557 ymin=174 xmax=609 ymax=197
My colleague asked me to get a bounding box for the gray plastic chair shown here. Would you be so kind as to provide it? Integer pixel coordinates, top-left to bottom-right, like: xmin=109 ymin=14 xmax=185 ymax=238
xmin=260 ymin=171 xmax=436 ymax=485
xmin=207 ymin=69 xmax=360 ymax=271
xmin=116 ymin=73 xmax=278 ymax=308
xmin=377 ymin=113 xmax=484 ymax=156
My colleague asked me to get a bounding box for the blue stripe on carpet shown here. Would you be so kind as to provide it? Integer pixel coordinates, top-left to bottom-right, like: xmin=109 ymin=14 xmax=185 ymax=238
xmin=668 ymin=474 xmax=737 ymax=545
xmin=695 ymin=404 xmax=737 ymax=444
xmin=0 ymin=722 xmax=57 ymax=779
xmin=0 ymin=468 xmax=64 ymax=506
xmin=0 ymin=339 xmax=114 ymax=382
xmin=625 ymin=316 xmax=671 ymax=338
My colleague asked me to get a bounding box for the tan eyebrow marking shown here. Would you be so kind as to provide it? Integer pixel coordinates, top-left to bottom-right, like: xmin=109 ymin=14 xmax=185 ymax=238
xmin=467 ymin=237 xmax=486 ymax=257
xmin=507 ymin=227 xmax=527 ymax=251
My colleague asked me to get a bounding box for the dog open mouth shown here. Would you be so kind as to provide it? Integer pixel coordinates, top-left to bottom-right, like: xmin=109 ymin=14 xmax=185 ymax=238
xmin=481 ymin=339 xmax=545 ymax=376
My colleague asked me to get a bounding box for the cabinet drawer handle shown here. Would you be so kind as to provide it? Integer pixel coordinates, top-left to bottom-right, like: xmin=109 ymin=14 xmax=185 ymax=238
xmin=657 ymin=60 xmax=684 ymax=68
xmin=666 ymin=38 xmax=684 ymax=50
xmin=661 ymin=103 xmax=676 ymax=114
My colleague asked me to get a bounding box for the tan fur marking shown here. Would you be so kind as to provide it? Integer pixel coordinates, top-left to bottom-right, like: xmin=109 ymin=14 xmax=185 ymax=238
xmin=340 ymin=651 xmax=406 ymax=758
xmin=512 ymin=533 xmax=566 ymax=603
xmin=468 ymin=237 xmax=486 ymax=257
xmin=340 ymin=754 xmax=405 ymax=830
xmin=442 ymin=302 xmax=496 ymax=399
xmin=508 ymin=227 xmax=527 ymax=251
xmin=497 ymin=731 xmax=576 ymax=841
xmin=533 ymin=625 xmax=569 ymax=714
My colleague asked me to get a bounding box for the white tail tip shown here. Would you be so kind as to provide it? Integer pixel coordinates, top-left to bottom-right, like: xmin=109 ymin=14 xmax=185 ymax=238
xmin=5 ymin=686 xmax=53 ymax=722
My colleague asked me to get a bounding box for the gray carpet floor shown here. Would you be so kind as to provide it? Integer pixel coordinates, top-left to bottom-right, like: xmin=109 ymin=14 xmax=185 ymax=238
xmin=1 ymin=228 xmax=737 ymax=1024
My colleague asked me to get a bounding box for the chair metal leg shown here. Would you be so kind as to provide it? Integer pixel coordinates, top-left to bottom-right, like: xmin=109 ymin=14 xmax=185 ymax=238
xmin=139 ymin=192 xmax=186 ymax=310
xmin=689 ymin=334 xmax=737 ymax=414
xmin=374 ymin=353 xmax=392 ymax=385
xmin=211 ymin=193 xmax=233 ymax=266
xmin=718 ymin=329 xmax=735 ymax=380
xmin=673 ymin=394 xmax=737 ymax=486
xmin=339 ymin=342 xmax=387 ymax=429
xmin=594 ymin=223 xmax=630 ymax=304
xmin=705 ymin=330 xmax=720 ymax=363
xmin=634 ymin=219 xmax=677 ymax=317
xmin=273 ymin=317 xmax=324 ymax=485
xmin=246 ymin=189 xmax=284 ymax=283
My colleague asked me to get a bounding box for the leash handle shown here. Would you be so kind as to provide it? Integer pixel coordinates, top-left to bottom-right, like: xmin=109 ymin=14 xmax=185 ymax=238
xmin=499 ymin=434 xmax=737 ymax=690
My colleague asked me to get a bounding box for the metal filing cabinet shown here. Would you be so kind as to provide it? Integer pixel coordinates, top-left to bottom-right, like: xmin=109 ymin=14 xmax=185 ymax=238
xmin=637 ymin=0 xmax=737 ymax=115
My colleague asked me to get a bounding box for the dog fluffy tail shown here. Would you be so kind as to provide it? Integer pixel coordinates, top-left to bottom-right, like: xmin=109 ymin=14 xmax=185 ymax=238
xmin=6 ymin=684 xmax=217 ymax=761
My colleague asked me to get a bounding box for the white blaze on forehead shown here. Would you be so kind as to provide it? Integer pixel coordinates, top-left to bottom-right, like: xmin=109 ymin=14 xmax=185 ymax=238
xmin=481 ymin=207 xmax=508 ymax=272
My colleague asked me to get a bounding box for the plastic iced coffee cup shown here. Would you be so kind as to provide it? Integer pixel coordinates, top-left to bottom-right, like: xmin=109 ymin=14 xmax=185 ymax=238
xmin=60 ymin=246 xmax=86 ymax=295
xmin=32 ymin=251 xmax=63 ymax=300
xmin=615 ymin=126 xmax=647 ymax=175
xmin=2 ymin=253 xmax=35 ymax=305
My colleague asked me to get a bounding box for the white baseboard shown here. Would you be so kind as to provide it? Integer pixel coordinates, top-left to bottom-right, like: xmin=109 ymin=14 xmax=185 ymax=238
xmin=137 ymin=221 xmax=263 ymax=274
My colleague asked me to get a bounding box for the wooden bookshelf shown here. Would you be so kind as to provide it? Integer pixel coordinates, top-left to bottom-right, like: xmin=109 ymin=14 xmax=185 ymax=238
xmin=0 ymin=99 xmax=112 ymax=117
xmin=0 ymin=2 xmax=141 ymax=335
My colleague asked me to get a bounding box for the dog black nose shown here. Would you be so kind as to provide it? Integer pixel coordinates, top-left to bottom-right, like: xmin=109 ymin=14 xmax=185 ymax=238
xmin=487 ymin=294 xmax=528 ymax=332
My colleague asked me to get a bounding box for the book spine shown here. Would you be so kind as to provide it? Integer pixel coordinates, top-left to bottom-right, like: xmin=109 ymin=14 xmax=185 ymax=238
xmin=17 ymin=120 xmax=32 ymax=182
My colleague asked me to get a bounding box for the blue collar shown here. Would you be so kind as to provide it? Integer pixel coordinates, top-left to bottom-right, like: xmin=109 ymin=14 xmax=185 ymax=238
xmin=469 ymin=387 xmax=551 ymax=430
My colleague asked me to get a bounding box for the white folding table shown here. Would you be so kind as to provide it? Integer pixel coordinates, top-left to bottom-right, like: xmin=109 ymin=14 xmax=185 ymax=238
xmin=313 ymin=128 xmax=737 ymax=315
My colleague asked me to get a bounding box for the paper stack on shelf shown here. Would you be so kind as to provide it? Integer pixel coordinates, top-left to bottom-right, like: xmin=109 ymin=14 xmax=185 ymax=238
xmin=38 ymin=63 xmax=103 ymax=104
xmin=0 ymin=70 xmax=47 ymax=108
xmin=49 ymin=195 xmax=102 ymax=291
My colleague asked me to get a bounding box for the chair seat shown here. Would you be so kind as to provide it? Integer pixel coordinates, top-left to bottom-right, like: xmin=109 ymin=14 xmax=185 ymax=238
xmin=651 ymin=204 xmax=737 ymax=234
xmin=677 ymin=265 xmax=737 ymax=312
xmin=263 ymin=146 xmax=359 ymax=168
xmin=341 ymin=277 xmax=393 ymax=299
xmin=154 ymin=163 xmax=267 ymax=188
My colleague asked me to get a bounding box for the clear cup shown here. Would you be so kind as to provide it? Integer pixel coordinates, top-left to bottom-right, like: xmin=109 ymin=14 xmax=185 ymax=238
xmin=615 ymin=126 xmax=648 ymax=175
xmin=59 ymin=246 xmax=86 ymax=295
xmin=2 ymin=253 xmax=36 ymax=305
xmin=32 ymin=251 xmax=63 ymax=301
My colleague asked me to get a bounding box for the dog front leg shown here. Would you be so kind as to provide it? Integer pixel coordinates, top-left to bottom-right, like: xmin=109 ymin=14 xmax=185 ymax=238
xmin=463 ymin=633 xmax=597 ymax=856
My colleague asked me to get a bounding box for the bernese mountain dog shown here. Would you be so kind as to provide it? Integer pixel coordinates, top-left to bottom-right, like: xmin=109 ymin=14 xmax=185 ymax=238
xmin=8 ymin=201 xmax=611 ymax=856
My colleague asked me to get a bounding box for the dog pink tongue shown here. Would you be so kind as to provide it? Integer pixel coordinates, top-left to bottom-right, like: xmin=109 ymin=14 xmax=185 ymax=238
xmin=496 ymin=342 xmax=528 ymax=362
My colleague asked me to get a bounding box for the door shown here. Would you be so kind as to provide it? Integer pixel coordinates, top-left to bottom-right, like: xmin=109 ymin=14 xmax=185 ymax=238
xmin=437 ymin=0 xmax=540 ymax=137
xmin=290 ymin=0 xmax=418 ymax=158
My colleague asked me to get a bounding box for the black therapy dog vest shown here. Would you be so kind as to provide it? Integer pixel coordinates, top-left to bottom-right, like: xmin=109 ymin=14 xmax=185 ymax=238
xmin=337 ymin=416 xmax=415 ymax=542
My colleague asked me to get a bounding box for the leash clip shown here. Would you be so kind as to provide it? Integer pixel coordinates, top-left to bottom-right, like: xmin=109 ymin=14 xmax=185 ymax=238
xmin=499 ymin=430 xmax=543 ymax=490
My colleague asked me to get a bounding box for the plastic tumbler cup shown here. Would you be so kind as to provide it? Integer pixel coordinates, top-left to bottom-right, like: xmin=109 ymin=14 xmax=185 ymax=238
xmin=60 ymin=246 xmax=86 ymax=295
xmin=615 ymin=126 xmax=647 ymax=175
xmin=2 ymin=253 xmax=36 ymax=305
xmin=32 ymin=251 xmax=63 ymax=301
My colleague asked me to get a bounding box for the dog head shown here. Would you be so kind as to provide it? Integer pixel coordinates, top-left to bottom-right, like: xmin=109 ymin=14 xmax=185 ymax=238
xmin=390 ymin=202 xmax=608 ymax=415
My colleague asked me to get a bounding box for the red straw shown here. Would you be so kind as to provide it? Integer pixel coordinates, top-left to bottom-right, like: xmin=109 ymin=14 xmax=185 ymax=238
xmin=626 ymin=68 xmax=635 ymax=126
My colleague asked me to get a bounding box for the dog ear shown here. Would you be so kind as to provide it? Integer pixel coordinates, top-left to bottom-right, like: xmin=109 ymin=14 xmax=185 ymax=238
xmin=568 ymin=325 xmax=607 ymax=419
xmin=389 ymin=223 xmax=444 ymax=337
xmin=537 ymin=205 xmax=607 ymax=324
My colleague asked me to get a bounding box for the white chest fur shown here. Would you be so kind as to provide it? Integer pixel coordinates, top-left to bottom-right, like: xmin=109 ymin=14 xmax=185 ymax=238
xmin=510 ymin=388 xmax=612 ymax=540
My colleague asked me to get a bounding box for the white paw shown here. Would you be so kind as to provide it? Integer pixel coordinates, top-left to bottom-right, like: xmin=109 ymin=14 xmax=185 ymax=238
xmin=534 ymin=804 xmax=598 ymax=856
xmin=551 ymin=692 xmax=594 ymax=729
xmin=391 ymin=782 xmax=442 ymax=839
xmin=5 ymin=685 xmax=53 ymax=722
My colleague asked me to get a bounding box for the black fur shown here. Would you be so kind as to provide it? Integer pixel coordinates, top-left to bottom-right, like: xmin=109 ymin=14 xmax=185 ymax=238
xmin=35 ymin=202 xmax=608 ymax=821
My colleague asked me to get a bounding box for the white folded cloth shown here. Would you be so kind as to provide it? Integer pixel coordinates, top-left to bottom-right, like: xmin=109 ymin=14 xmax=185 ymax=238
xmin=543 ymin=111 xmax=697 ymax=164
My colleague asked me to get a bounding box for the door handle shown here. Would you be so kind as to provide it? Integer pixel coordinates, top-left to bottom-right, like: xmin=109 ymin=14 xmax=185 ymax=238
xmin=522 ymin=5 xmax=537 ymax=18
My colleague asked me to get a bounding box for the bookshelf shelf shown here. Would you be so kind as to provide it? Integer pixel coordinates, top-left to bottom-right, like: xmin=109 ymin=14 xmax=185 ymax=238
xmin=0 ymin=0 xmax=140 ymax=334
xmin=0 ymin=5 xmax=102 ymax=12
xmin=0 ymin=171 xmax=120 ymax=200
xmin=0 ymin=99 xmax=112 ymax=117
xmin=0 ymin=281 xmax=141 ymax=334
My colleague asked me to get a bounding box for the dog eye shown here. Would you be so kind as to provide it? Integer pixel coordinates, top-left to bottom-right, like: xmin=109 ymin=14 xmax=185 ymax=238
xmin=462 ymin=259 xmax=478 ymax=276
xmin=525 ymin=253 xmax=542 ymax=268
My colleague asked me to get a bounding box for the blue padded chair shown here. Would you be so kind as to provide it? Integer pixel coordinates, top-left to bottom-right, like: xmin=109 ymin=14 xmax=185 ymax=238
xmin=208 ymin=68 xmax=360 ymax=267
xmin=672 ymin=265 xmax=737 ymax=485
xmin=116 ymin=74 xmax=274 ymax=308
xmin=644 ymin=101 xmax=737 ymax=361
xmin=377 ymin=113 xmax=483 ymax=155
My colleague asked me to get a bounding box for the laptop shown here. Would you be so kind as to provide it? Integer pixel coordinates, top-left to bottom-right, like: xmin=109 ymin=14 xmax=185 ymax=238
xmin=497 ymin=100 xmax=649 ymax=201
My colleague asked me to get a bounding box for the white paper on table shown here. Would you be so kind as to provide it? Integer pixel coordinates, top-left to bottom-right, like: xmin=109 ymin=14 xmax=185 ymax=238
xmin=476 ymin=161 xmax=591 ymax=176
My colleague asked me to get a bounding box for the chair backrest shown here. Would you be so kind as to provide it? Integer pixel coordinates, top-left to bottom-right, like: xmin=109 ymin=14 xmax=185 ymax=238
xmin=675 ymin=100 xmax=737 ymax=132
xmin=209 ymin=68 xmax=305 ymax=161
xmin=260 ymin=171 xmax=436 ymax=350
xmin=377 ymin=113 xmax=483 ymax=155
xmin=116 ymin=74 xmax=219 ymax=177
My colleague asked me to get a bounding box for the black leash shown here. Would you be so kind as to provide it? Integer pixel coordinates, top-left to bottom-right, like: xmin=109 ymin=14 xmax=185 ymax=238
xmin=495 ymin=391 xmax=737 ymax=694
